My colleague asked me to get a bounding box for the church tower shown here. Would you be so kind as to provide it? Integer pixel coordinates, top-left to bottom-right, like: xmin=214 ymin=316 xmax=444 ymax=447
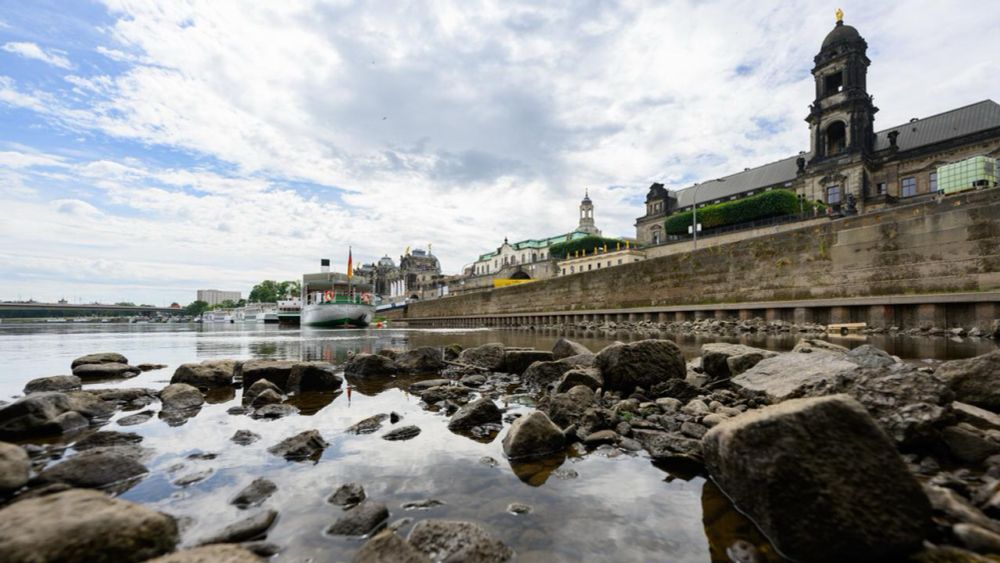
xmin=577 ymin=191 xmax=601 ymax=236
xmin=806 ymin=10 xmax=877 ymax=165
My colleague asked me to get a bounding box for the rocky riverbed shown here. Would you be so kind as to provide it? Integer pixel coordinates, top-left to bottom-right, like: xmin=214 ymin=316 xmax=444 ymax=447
xmin=1 ymin=337 xmax=1000 ymax=561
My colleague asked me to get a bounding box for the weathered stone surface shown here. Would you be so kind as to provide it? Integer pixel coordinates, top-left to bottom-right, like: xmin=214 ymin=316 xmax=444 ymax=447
xmin=458 ymin=343 xmax=506 ymax=371
xmin=407 ymin=519 xmax=513 ymax=562
xmin=502 ymin=411 xmax=565 ymax=460
xmin=344 ymin=354 xmax=399 ymax=378
xmin=39 ymin=449 xmax=147 ymax=491
xmin=249 ymin=403 xmax=298 ymax=420
xmin=241 ymin=360 xmax=296 ymax=390
xmin=448 ymin=398 xmax=502 ymax=431
xmin=935 ymin=350 xmax=1000 ymax=411
xmin=24 ymin=375 xmax=82 ymax=394
xmin=72 ymin=362 xmax=141 ymax=380
xmin=348 ymin=414 xmax=389 ymax=434
xmin=953 ymin=523 xmax=1000 ymax=555
xmin=244 ymin=378 xmax=281 ymax=403
xmin=845 ymin=344 xmax=896 ymax=368
xmin=409 ymin=379 xmax=452 ymax=392
xmin=171 ymin=361 xmax=237 ymax=388
xmin=552 ymin=338 xmax=591 ymax=360
xmin=267 ymin=430 xmax=327 ymax=461
xmin=232 ymin=478 xmax=277 ymax=509
xmin=941 ymin=424 xmax=1000 ymax=464
xmin=0 ymin=489 xmax=178 ymax=563
xmin=231 ymin=429 xmax=261 ymax=446
xmin=595 ymin=339 xmax=686 ymax=393
xmin=545 ymin=385 xmax=595 ymax=428
xmin=632 ymin=428 xmax=703 ymax=462
xmin=396 ymin=347 xmax=446 ymax=374
xmin=250 ymin=389 xmax=283 ymax=408
xmin=502 ymin=350 xmax=554 ymax=375
xmin=73 ymin=430 xmax=143 ymax=451
xmin=200 ymin=509 xmax=278 ymax=544
xmin=522 ymin=360 xmax=575 ymax=390
xmin=159 ymin=383 xmax=205 ymax=411
xmin=353 ymin=530 xmax=430 ymax=563
xmin=329 ymin=482 xmax=366 ymax=507
xmin=383 ymin=425 xmax=421 ymax=441
xmin=952 ymin=401 xmax=1000 ymax=431
xmin=731 ymin=351 xmax=859 ymax=401
xmin=700 ymin=343 xmax=777 ymax=380
xmin=327 ymin=501 xmax=389 ymax=536
xmin=555 ymin=368 xmax=603 ymax=393
xmin=287 ymin=361 xmax=343 ymax=392
xmin=419 ymin=385 xmax=472 ymax=404
xmin=90 ymin=388 xmax=158 ymax=409
xmin=71 ymin=352 xmax=129 ymax=369
xmin=703 ymin=395 xmax=931 ymax=562
xmin=149 ymin=544 xmax=264 ymax=563
xmin=790 ymin=338 xmax=849 ymax=354
xmin=0 ymin=392 xmax=92 ymax=439
xmin=0 ymin=441 xmax=29 ymax=493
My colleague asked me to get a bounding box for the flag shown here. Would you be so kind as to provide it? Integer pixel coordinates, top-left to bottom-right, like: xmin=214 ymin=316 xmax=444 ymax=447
xmin=347 ymin=247 xmax=353 ymax=280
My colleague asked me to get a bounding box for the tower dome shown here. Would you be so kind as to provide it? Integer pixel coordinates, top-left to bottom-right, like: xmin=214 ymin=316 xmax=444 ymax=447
xmin=821 ymin=20 xmax=863 ymax=49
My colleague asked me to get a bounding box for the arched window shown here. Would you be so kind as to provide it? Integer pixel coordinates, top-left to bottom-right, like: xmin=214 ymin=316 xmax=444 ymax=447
xmin=825 ymin=121 xmax=847 ymax=156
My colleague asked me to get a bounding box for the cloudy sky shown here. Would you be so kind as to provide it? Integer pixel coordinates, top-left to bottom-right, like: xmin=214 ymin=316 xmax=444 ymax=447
xmin=1 ymin=0 xmax=998 ymax=305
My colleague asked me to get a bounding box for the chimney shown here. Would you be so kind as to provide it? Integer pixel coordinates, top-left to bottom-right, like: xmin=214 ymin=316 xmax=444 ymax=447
xmin=320 ymin=258 xmax=330 ymax=273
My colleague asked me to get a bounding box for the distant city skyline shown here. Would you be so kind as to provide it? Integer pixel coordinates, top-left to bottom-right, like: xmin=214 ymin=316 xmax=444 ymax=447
xmin=1 ymin=1 xmax=998 ymax=304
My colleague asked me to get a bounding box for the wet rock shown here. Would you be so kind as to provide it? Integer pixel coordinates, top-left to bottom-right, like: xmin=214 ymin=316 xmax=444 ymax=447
xmin=249 ymin=403 xmax=299 ymax=419
xmin=845 ymin=344 xmax=896 ymax=368
xmin=242 ymin=360 xmax=302 ymax=391
xmin=419 ymin=385 xmax=472 ymax=404
xmin=444 ymin=344 xmax=463 ymax=361
xmin=396 ymin=347 xmax=446 ymax=374
xmin=200 ymin=509 xmax=278 ymax=545
xmin=460 ymin=374 xmax=487 ymax=387
xmin=232 ymin=429 xmax=261 ymax=446
xmin=700 ymin=343 xmax=778 ymax=380
xmin=39 ymin=449 xmax=148 ymax=491
xmin=502 ymin=411 xmax=565 ymax=460
xmin=348 ymin=414 xmax=389 ymax=434
xmin=545 ymin=386 xmax=595 ymax=428
xmin=149 ymin=544 xmax=264 ymax=562
xmin=329 ymin=482 xmax=366 ymax=507
xmin=703 ymin=395 xmax=931 ymax=562
xmin=632 ymin=429 xmax=702 ymax=462
xmin=402 ymin=499 xmax=445 ymax=510
xmin=344 ymin=354 xmax=399 ymax=378
xmin=137 ymin=363 xmax=167 ymax=372
xmin=232 ymin=478 xmax=277 ymax=509
xmin=448 ymin=398 xmax=502 ymax=432
xmin=0 ymin=441 xmax=29 ymax=493
xmin=595 ymin=339 xmax=686 ymax=394
xmin=731 ymin=351 xmax=859 ymax=401
xmin=353 ymin=529 xmax=430 ymax=563
xmin=0 ymin=488 xmax=178 ymax=562
xmin=941 ymin=424 xmax=1000 ymax=464
xmin=407 ymin=519 xmax=513 ymax=562
xmin=583 ymin=429 xmax=618 ymax=447
xmin=502 ymin=350 xmax=554 ymax=375
xmin=74 ymin=430 xmax=143 ymax=451
xmin=239 ymin=541 xmax=279 ymax=558
xmin=173 ymin=469 xmax=213 ymax=487
xmin=71 ymin=352 xmax=129 ymax=369
xmin=507 ymin=502 xmax=532 ymax=514
xmin=923 ymin=484 xmax=1000 ymax=534
xmin=0 ymin=392 xmax=94 ymax=439
xmin=250 ymin=388 xmax=283 ymax=408
xmin=409 ymin=379 xmax=452 ymax=392
xmin=159 ymin=383 xmax=205 ymax=411
xmin=935 ymin=350 xmax=1000 ymax=411
xmin=552 ymin=337 xmax=591 ymax=360
xmin=286 ymin=361 xmax=343 ymax=392
xmin=24 ymin=375 xmax=81 ymax=394
xmin=555 ymin=368 xmax=603 ymax=393
xmin=791 ymin=338 xmax=849 ymax=354
xmin=72 ymin=362 xmax=141 ymax=380
xmin=390 ymin=411 xmax=402 ymax=423
xmin=522 ymin=360 xmax=575 ymax=390
xmin=327 ymin=501 xmax=389 ymax=536
xmin=171 ymin=360 xmax=238 ymax=388
xmin=650 ymin=379 xmax=701 ymax=402
xmin=267 ymin=429 xmax=327 ymax=461
xmin=458 ymin=343 xmax=506 ymax=371
xmin=91 ymin=388 xmax=158 ymax=409
xmin=953 ymin=523 xmax=1000 ymax=555
xmin=383 ymin=425 xmax=421 ymax=441
xmin=244 ymin=378 xmax=281 ymax=403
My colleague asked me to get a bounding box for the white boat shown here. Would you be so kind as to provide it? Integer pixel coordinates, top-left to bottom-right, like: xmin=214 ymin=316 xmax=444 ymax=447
xmin=45 ymin=318 xmax=67 ymax=323
xmin=277 ymin=298 xmax=301 ymax=325
xmin=300 ymin=260 xmax=374 ymax=328
xmin=235 ymin=304 xmax=266 ymax=323
xmin=202 ymin=310 xmax=234 ymax=323
xmin=262 ymin=303 xmax=279 ymax=324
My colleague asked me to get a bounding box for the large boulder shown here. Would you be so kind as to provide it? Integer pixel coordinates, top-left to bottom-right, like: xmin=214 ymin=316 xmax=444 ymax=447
xmin=72 ymin=362 xmax=140 ymax=380
xmin=71 ymin=352 xmax=128 ymax=369
xmin=544 ymin=386 xmax=595 ymax=428
xmin=396 ymin=347 xmax=446 ymax=374
xmin=38 ymin=449 xmax=147 ymax=491
xmin=268 ymin=429 xmax=327 ymax=461
xmin=0 ymin=441 xmax=29 ymax=494
xmin=700 ymin=343 xmax=778 ymax=380
xmin=171 ymin=360 xmax=237 ymax=388
xmin=934 ymin=350 xmax=1000 ymax=411
xmin=595 ymin=339 xmax=686 ymax=393
xmin=199 ymin=509 xmax=278 ymax=545
xmin=159 ymin=383 xmax=205 ymax=411
xmin=0 ymin=488 xmax=178 ymax=562
xmin=407 ymin=520 xmax=512 ymax=562
xmin=552 ymin=338 xmax=591 ymax=360
xmin=23 ymin=375 xmax=81 ymax=394
xmin=241 ymin=360 xmax=296 ymax=390
xmin=148 ymin=545 xmax=263 ymax=562
xmin=343 ymin=354 xmax=399 ymax=378
xmin=731 ymin=350 xmax=859 ymax=401
xmin=448 ymin=398 xmax=502 ymax=432
xmin=501 ymin=411 xmax=565 ymax=460
xmin=554 ymin=368 xmax=603 ymax=393
xmin=458 ymin=343 xmax=506 ymax=371
xmin=522 ymin=360 xmax=575 ymax=390
xmin=354 ymin=530 xmax=430 ymax=563
xmin=845 ymin=344 xmax=896 ymax=369
xmin=501 ymin=350 xmax=554 ymax=375
xmin=327 ymin=501 xmax=389 ymax=536
xmin=0 ymin=392 xmax=92 ymax=439
xmin=287 ymin=362 xmax=343 ymax=392
xmin=703 ymin=395 xmax=931 ymax=562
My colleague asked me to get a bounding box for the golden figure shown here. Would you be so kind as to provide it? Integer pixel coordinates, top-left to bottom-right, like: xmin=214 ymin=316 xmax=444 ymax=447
xmin=835 ymin=8 xmax=843 ymax=22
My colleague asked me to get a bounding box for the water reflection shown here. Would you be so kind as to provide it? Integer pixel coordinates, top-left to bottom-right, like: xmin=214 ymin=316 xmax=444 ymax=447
xmin=508 ymin=454 xmax=567 ymax=487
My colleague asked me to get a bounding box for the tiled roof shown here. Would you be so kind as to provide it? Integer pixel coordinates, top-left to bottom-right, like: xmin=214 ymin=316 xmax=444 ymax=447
xmin=477 ymin=231 xmax=591 ymax=261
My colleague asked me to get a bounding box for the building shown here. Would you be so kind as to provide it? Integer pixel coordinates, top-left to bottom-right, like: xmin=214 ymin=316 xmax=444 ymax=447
xmin=558 ymin=246 xmax=645 ymax=276
xmin=636 ymin=12 xmax=1000 ymax=245
xmin=355 ymin=246 xmax=442 ymax=300
xmin=196 ymin=289 xmax=242 ymax=306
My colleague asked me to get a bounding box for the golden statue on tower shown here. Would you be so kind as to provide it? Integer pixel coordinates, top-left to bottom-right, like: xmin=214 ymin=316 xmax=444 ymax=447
xmin=835 ymin=8 xmax=844 ymax=23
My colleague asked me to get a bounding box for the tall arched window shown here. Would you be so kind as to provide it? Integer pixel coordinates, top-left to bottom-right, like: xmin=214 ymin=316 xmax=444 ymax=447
xmin=825 ymin=121 xmax=847 ymax=156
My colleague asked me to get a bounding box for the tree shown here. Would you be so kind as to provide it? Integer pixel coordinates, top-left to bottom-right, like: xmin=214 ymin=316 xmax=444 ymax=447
xmin=185 ymin=300 xmax=210 ymax=316
xmin=249 ymin=280 xmax=300 ymax=302
xmin=217 ymin=299 xmax=239 ymax=309
xmin=115 ymin=301 xmax=137 ymax=307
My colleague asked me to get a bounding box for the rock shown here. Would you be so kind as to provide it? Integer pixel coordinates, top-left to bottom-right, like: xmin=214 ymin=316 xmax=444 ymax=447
xmin=137 ymin=363 xmax=167 ymax=372
xmin=953 ymin=523 xmax=1000 ymax=555
xmin=73 ymin=430 xmax=143 ymax=450
xmin=554 ymin=368 xmax=603 ymax=393
xmin=171 ymin=360 xmax=237 ymax=388
xmin=0 ymin=489 xmax=178 ymax=562
xmin=267 ymin=430 xmax=327 ymax=461
xmin=552 ymin=338 xmax=591 ymax=360
xmin=0 ymin=441 xmax=29 ymax=493
xmin=444 ymin=344 xmax=463 ymax=361
xmin=39 ymin=449 xmax=147 ymax=491
xmin=344 ymin=354 xmax=399 ymax=378
xmin=408 ymin=379 xmax=452 ymax=392
xmin=731 ymin=351 xmax=859 ymax=401
xmin=791 ymin=338 xmax=849 ymax=354
xmin=401 ymin=499 xmax=445 ymax=510
xmin=348 ymin=414 xmax=389 ymax=434
xmin=559 ymin=353 xmax=597 ymax=368
xmin=239 ymin=541 xmax=279 ymax=558
xmin=244 ymin=378 xmax=282 ymax=403
xmin=241 ymin=360 xmax=297 ymax=390
xmin=329 ymin=482 xmax=366 ymax=507
xmin=0 ymin=392 xmax=93 ymax=439
xmin=448 ymin=398 xmax=502 ymax=431
xmin=458 ymin=343 xmax=506 ymax=371
xmin=506 ymin=502 xmax=532 ymax=514
xmin=845 ymin=344 xmax=896 ymax=368
xmin=502 ymin=411 xmax=565 ymax=460
xmin=460 ymin=374 xmax=486 ymax=387
xmin=632 ymin=429 xmax=703 ymax=462
xmin=703 ymin=395 xmax=931 ymax=562
xmin=173 ymin=469 xmax=213 ymax=487
xmin=200 ymin=509 xmax=278 ymax=544
xmin=249 ymin=404 xmax=298 ymax=419
xmin=655 ymin=397 xmax=682 ymax=412
xmin=353 ymin=530 xmax=430 ymax=563
xmin=72 ymin=362 xmax=141 ymax=380
xmin=941 ymin=424 xmax=1000 ymax=464
xmin=231 ymin=478 xmax=277 ymax=509
xmin=952 ymin=401 xmax=1000 ymax=431
xmin=232 ymin=429 xmax=261 ymax=446
xmin=407 ymin=519 xmax=513 ymax=562
xmin=650 ymin=379 xmax=702 ymax=402
xmin=71 ymin=352 xmax=129 ymax=369
xmin=88 ymin=387 xmax=157 ymax=409
xmin=583 ymin=429 xmax=618 ymax=447
xmin=148 ymin=544 xmax=264 ymax=562
xmin=522 ymin=360 xmax=575 ymax=390
xmin=419 ymin=385 xmax=472 ymax=404
xmin=595 ymin=339 xmax=686 ymax=393
xmin=396 ymin=347 xmax=446 ymax=374
xmin=383 ymin=425 xmax=421 ymax=441
xmin=923 ymin=485 xmax=1000 ymax=534
xmin=502 ymin=350 xmax=554 ymax=375
xmin=250 ymin=388 xmax=283 ymax=408
xmin=327 ymin=501 xmax=389 ymax=536
xmin=24 ymin=375 xmax=82 ymax=394
xmin=935 ymin=350 xmax=1000 ymax=411
xmin=700 ymin=343 xmax=778 ymax=380
xmin=159 ymin=383 xmax=205 ymax=410
xmin=286 ymin=361 xmax=343 ymax=392
xmin=545 ymin=386 xmax=595 ymax=428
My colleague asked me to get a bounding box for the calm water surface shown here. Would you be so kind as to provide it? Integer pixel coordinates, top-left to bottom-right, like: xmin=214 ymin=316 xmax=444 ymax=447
xmin=0 ymin=324 xmax=996 ymax=562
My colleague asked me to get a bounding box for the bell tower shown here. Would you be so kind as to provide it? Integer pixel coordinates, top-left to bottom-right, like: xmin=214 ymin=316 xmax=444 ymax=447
xmin=577 ymin=190 xmax=601 ymax=236
xmin=806 ymin=10 xmax=877 ymax=165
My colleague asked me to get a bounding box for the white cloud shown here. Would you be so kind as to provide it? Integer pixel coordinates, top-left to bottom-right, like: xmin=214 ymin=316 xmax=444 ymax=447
xmin=1 ymin=41 xmax=73 ymax=69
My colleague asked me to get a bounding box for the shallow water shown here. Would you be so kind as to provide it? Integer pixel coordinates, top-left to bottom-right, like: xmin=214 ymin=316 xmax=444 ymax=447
xmin=0 ymin=324 xmax=996 ymax=562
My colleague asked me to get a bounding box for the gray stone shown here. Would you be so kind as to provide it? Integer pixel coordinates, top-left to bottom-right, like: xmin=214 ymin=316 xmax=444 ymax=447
xmin=249 ymin=403 xmax=298 ymax=419
xmin=448 ymin=398 xmax=502 ymax=431
xmin=148 ymin=544 xmax=264 ymax=562
xmin=595 ymin=339 xmax=686 ymax=393
xmin=583 ymin=429 xmax=618 ymax=446
xmin=791 ymin=338 xmax=849 ymax=354
xmin=935 ymin=350 xmax=1000 ymax=411
xmin=383 ymin=425 xmax=421 ymax=441
xmin=39 ymin=449 xmax=147 ymax=491
xmin=348 ymin=414 xmax=389 ymax=434
xmin=923 ymin=484 xmax=1000 ymax=534
xmin=952 ymin=401 xmax=1000 ymax=431
xmin=327 ymin=501 xmax=389 ymax=536
xmin=91 ymin=387 xmax=158 ymax=409
xmin=267 ymin=429 xmax=327 ymax=461
xmin=502 ymin=350 xmax=554 ymax=375
xmin=0 ymin=392 xmax=94 ymax=439
xmin=73 ymin=430 xmax=143 ymax=451
xmin=200 ymin=509 xmax=278 ymax=545
xmin=231 ymin=429 xmax=261 ymax=446
xmin=159 ymin=383 xmax=205 ymax=410
xmin=458 ymin=343 xmax=506 ymax=371
xmin=71 ymin=352 xmax=129 ymax=369
xmin=344 ymin=354 xmax=399 ymax=378
xmin=396 ymin=347 xmax=446 ymax=374
xmin=700 ymin=343 xmax=777 ymax=380
xmin=171 ymin=360 xmax=238 ymax=388
xmin=555 ymin=368 xmax=603 ymax=393
xmin=173 ymin=469 xmax=213 ymax=487
xmin=353 ymin=530 xmax=430 ymax=563
xmin=244 ymin=378 xmax=282 ymax=403
xmin=287 ymin=361 xmax=343 ymax=392
xmin=502 ymin=411 xmax=565 ymax=460
xmin=231 ymin=478 xmax=277 ymax=509
xmin=409 ymin=379 xmax=452 ymax=392
xmin=703 ymin=395 xmax=931 ymax=562
xmin=632 ymin=429 xmax=702 ymax=462
xmin=545 ymin=385 xmax=595 ymax=428
xmin=522 ymin=360 xmax=575 ymax=390
xmin=24 ymin=375 xmax=81 ymax=394
xmin=845 ymin=344 xmax=896 ymax=368
xmin=241 ymin=360 xmax=297 ymax=390
xmin=419 ymin=385 xmax=472 ymax=404
xmin=407 ymin=519 xmax=513 ymax=562
xmin=72 ymin=362 xmax=140 ymax=380
xmin=0 ymin=488 xmax=178 ymax=563
xmin=731 ymin=351 xmax=859 ymax=401
xmin=953 ymin=523 xmax=1000 ymax=555
xmin=250 ymin=388 xmax=283 ymax=408
xmin=329 ymin=482 xmax=366 ymax=507
xmin=941 ymin=424 xmax=1000 ymax=464
xmin=0 ymin=441 xmax=29 ymax=493
xmin=552 ymin=338 xmax=591 ymax=360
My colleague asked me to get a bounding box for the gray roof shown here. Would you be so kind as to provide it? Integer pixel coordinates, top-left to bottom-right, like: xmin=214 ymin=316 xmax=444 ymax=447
xmin=671 ymin=99 xmax=1000 ymax=208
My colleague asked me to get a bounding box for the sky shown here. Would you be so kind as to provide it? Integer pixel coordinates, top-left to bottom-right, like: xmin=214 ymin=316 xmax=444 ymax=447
xmin=1 ymin=0 xmax=998 ymax=305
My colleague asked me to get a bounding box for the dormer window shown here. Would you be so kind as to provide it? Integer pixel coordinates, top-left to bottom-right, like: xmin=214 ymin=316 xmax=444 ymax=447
xmin=824 ymin=71 xmax=843 ymax=95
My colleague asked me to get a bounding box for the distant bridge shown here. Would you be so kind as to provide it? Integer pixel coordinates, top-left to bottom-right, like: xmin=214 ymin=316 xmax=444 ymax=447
xmin=0 ymin=302 xmax=180 ymax=315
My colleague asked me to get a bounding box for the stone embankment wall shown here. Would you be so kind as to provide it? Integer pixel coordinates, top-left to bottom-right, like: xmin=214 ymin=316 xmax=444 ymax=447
xmin=407 ymin=189 xmax=1000 ymax=327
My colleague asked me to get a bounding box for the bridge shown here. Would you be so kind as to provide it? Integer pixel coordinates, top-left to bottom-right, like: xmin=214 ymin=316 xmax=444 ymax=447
xmin=0 ymin=302 xmax=181 ymax=317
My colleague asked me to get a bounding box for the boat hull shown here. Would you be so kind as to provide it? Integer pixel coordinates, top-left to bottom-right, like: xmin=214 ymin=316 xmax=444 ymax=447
xmin=302 ymin=302 xmax=374 ymax=328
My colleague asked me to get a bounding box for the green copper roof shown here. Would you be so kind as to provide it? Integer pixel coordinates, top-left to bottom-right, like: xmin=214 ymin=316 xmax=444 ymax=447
xmin=477 ymin=231 xmax=591 ymax=261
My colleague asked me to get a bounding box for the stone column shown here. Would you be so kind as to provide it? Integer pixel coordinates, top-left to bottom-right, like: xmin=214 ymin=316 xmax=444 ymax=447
xmin=714 ymin=310 xmax=727 ymax=320
xmin=765 ymin=308 xmax=780 ymax=322
xmin=793 ymin=307 xmax=813 ymax=325
xmin=830 ymin=306 xmax=851 ymax=325
xmin=916 ymin=304 xmax=946 ymax=330
xmin=657 ymin=312 xmax=669 ymax=323
xmin=674 ymin=312 xmax=686 ymax=322
xmin=866 ymin=305 xmax=891 ymax=329
xmin=693 ymin=310 xmax=707 ymax=321
xmin=975 ymin=302 xmax=998 ymax=332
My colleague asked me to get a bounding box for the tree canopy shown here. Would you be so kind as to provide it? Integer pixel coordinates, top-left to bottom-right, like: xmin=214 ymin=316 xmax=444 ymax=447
xmin=185 ymin=300 xmax=210 ymax=316
xmin=248 ymin=280 xmax=300 ymax=303
xmin=548 ymin=236 xmax=631 ymax=259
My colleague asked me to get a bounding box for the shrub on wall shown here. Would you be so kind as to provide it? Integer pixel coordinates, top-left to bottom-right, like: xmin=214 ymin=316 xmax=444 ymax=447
xmin=549 ymin=236 xmax=630 ymax=259
xmin=664 ymin=189 xmax=823 ymax=235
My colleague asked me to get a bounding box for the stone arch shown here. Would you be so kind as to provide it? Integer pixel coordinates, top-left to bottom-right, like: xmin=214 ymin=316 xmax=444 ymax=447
xmin=825 ymin=121 xmax=847 ymax=156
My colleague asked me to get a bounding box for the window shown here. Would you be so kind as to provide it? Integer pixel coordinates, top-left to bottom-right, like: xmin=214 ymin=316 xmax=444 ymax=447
xmin=824 ymin=71 xmax=843 ymax=95
xmin=826 ymin=185 xmax=841 ymax=205
xmin=901 ymin=177 xmax=917 ymax=197
xmin=825 ymin=121 xmax=846 ymax=156
xmin=561 ymin=268 xmax=566 ymax=275
xmin=929 ymin=172 xmax=938 ymax=192
xmin=618 ymin=259 xmax=623 ymax=265
xmin=607 ymin=261 xmax=611 ymax=267
xmin=877 ymin=182 xmax=886 ymax=195
xmin=588 ymin=264 xmax=592 ymax=270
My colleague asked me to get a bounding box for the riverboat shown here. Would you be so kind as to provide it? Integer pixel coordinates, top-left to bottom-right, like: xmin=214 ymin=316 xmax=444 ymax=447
xmin=300 ymin=259 xmax=374 ymax=328
xmin=277 ymin=298 xmax=301 ymax=325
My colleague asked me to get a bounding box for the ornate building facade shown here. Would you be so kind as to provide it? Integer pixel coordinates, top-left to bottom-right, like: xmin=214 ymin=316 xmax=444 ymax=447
xmin=355 ymin=247 xmax=442 ymax=300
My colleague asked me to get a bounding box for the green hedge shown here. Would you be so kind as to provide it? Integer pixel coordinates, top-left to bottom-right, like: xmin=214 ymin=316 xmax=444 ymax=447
xmin=664 ymin=189 xmax=823 ymax=236
xmin=549 ymin=236 xmax=630 ymax=259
